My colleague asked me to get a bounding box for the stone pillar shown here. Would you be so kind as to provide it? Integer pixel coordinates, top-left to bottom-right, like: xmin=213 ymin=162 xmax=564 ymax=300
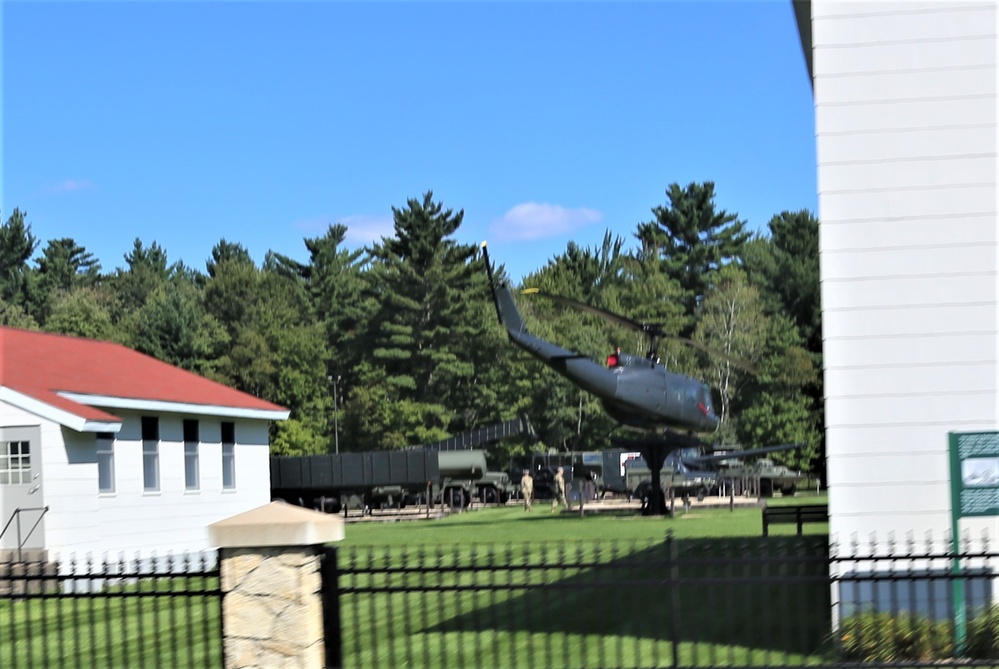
xmin=209 ymin=501 xmax=345 ymax=669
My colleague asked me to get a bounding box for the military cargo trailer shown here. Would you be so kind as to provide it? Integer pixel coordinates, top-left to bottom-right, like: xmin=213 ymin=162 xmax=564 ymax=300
xmin=271 ymin=449 xmax=488 ymax=513
xmin=271 ymin=416 xmax=534 ymax=513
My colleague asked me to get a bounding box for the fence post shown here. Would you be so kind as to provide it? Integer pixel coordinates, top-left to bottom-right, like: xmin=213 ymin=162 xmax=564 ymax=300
xmin=666 ymin=529 xmax=680 ymax=668
xmin=209 ymin=501 xmax=345 ymax=669
xmin=321 ymin=546 xmax=343 ymax=669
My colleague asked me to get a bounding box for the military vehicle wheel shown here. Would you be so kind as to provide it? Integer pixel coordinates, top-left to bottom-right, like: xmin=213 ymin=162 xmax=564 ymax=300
xmin=781 ymin=484 xmax=797 ymax=496
xmin=447 ymin=488 xmax=467 ymax=508
xmin=315 ymin=496 xmax=341 ymax=514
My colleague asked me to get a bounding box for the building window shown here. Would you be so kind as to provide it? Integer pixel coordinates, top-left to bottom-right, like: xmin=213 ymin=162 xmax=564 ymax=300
xmin=96 ymin=432 xmax=115 ymax=493
xmin=142 ymin=416 xmax=159 ymax=492
xmin=0 ymin=441 xmax=30 ymax=485
xmin=221 ymin=421 xmax=235 ymax=490
xmin=183 ymin=419 xmax=199 ymax=491
xmin=141 ymin=416 xmax=158 ymax=441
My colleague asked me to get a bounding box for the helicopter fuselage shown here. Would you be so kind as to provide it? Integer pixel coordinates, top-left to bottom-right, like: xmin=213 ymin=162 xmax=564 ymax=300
xmin=501 ymin=311 xmax=719 ymax=434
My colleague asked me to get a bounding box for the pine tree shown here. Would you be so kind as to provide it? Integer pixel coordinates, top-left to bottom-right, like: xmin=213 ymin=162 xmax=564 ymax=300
xmin=636 ymin=182 xmax=749 ymax=336
xmin=352 ymin=191 xmax=486 ymax=448
xmin=0 ymin=209 xmax=38 ymax=308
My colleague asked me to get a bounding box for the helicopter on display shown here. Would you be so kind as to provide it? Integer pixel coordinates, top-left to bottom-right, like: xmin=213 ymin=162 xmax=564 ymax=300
xmin=480 ymin=242 xmax=800 ymax=515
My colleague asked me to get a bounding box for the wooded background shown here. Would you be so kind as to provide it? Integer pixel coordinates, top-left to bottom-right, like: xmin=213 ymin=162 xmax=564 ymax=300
xmin=0 ymin=182 xmax=822 ymax=473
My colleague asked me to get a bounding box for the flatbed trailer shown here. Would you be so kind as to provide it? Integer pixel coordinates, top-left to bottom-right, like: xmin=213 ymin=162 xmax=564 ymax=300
xmin=271 ymin=416 xmax=533 ymax=513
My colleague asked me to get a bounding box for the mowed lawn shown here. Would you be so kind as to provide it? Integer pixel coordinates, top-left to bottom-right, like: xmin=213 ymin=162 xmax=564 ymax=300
xmin=338 ymin=492 xmax=829 ymax=546
xmin=0 ymin=496 xmax=830 ymax=669
xmin=333 ymin=494 xmax=834 ymax=668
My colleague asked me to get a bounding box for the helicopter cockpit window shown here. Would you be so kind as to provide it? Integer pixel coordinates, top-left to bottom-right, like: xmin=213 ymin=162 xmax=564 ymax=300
xmin=698 ymin=384 xmax=712 ymax=414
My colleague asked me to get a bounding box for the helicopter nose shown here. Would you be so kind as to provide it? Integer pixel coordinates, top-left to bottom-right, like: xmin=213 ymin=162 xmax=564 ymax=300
xmin=699 ymin=403 xmax=720 ymax=431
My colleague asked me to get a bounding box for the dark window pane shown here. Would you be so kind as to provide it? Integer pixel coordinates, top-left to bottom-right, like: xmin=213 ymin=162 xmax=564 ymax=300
xmin=183 ymin=419 xmax=199 ymax=443
xmin=141 ymin=416 xmax=158 ymax=441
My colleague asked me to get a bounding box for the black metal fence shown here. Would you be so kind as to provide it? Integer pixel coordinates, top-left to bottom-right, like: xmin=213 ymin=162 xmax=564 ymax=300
xmin=5 ymin=537 xmax=999 ymax=668
xmin=324 ymin=535 xmax=999 ymax=669
xmin=0 ymin=551 xmax=222 ymax=668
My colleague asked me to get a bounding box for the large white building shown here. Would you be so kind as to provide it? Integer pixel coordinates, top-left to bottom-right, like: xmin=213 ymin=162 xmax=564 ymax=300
xmin=799 ymin=1 xmax=999 ymax=544
xmin=0 ymin=326 xmax=289 ymax=559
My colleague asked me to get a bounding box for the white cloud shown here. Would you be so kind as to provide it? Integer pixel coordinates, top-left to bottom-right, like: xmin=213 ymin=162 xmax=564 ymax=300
xmin=491 ymin=202 xmax=603 ymax=241
xmin=43 ymin=179 xmax=93 ymax=194
xmin=291 ymin=216 xmax=329 ymax=234
xmin=292 ymin=214 xmax=395 ymax=248
xmin=341 ymin=215 xmax=395 ymax=246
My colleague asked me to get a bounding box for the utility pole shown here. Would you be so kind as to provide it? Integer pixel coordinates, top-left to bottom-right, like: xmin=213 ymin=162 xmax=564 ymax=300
xmin=329 ymin=375 xmax=341 ymax=454
xmin=334 ymin=375 xmax=341 ymax=454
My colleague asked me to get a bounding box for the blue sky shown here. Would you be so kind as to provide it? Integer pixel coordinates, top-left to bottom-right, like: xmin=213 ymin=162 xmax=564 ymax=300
xmin=2 ymin=1 xmax=816 ymax=283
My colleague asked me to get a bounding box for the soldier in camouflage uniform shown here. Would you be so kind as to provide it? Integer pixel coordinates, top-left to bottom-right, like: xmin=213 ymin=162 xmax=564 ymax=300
xmin=552 ymin=466 xmax=569 ymax=513
xmin=520 ymin=470 xmax=534 ymax=511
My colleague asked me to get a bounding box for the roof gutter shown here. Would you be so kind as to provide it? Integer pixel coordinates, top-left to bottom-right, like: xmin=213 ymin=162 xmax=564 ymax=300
xmin=58 ymin=392 xmax=291 ymax=421
xmin=0 ymin=387 xmax=123 ymax=433
xmin=792 ymin=0 xmax=814 ymax=87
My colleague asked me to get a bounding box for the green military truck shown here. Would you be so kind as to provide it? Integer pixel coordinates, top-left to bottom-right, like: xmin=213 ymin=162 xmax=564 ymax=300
xmin=476 ymin=470 xmax=517 ymax=504
xmin=720 ymin=458 xmax=806 ymax=497
xmin=433 ymin=454 xmax=516 ymax=507
xmin=624 ymin=456 xmax=714 ymax=506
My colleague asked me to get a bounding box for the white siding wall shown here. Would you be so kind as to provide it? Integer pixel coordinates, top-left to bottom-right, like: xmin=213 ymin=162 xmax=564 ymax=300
xmin=813 ymin=1 xmax=999 ymax=543
xmin=4 ymin=405 xmax=271 ymax=558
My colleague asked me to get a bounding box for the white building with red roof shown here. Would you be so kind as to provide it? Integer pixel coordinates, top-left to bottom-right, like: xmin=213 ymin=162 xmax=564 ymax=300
xmin=0 ymin=326 xmax=289 ymax=559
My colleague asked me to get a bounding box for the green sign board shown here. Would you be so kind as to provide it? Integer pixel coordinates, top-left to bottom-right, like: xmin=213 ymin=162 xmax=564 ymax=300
xmin=949 ymin=431 xmax=999 ymax=518
xmin=948 ymin=431 xmax=999 ymax=654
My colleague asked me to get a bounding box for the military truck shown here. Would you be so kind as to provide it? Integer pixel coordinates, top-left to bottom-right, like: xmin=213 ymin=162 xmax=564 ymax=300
xmin=719 ymin=458 xmax=806 ymax=497
xmin=271 ymin=417 xmax=533 ymax=514
xmin=624 ymin=454 xmax=714 ymax=506
xmin=476 ymin=470 xmax=516 ymax=504
xmin=435 ymin=468 xmax=516 ymax=507
xmin=431 ymin=449 xmax=489 ymax=508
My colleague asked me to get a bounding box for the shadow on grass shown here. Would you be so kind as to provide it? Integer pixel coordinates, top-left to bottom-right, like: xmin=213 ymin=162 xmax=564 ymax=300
xmin=411 ymin=536 xmax=832 ymax=657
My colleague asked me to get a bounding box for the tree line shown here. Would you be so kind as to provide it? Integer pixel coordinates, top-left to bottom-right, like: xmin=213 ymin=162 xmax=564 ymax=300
xmin=0 ymin=183 xmax=823 ymax=472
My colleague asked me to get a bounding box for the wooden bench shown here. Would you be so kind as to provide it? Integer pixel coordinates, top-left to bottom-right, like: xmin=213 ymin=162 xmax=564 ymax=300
xmin=761 ymin=504 xmax=828 ymax=536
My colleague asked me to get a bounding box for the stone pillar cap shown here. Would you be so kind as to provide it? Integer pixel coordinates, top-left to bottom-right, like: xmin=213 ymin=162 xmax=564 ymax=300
xmin=209 ymin=500 xmax=345 ymax=548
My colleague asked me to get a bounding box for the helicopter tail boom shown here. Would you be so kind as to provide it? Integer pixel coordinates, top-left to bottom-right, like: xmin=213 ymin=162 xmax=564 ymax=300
xmin=481 ymin=242 xmax=527 ymax=336
xmin=480 ymin=242 xmax=614 ymax=395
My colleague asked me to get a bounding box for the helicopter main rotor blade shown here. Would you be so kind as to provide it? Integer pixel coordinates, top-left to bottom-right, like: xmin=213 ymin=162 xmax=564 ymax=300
xmin=659 ymin=334 xmax=758 ymax=374
xmin=521 ymin=288 xmax=646 ymax=332
xmin=522 ymin=288 xmax=757 ymax=374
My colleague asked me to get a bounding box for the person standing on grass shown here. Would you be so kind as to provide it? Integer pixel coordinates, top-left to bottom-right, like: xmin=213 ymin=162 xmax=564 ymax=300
xmin=521 ymin=470 xmax=534 ymax=511
xmin=552 ymin=466 xmax=569 ymax=513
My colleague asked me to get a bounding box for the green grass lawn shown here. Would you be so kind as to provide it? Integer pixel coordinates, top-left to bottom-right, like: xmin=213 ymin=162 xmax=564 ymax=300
xmin=0 ymin=586 xmax=221 ymax=668
xmin=0 ymin=496 xmax=829 ymax=669
xmin=333 ymin=495 xmax=833 ymax=668
xmin=339 ymin=493 xmax=829 ymax=546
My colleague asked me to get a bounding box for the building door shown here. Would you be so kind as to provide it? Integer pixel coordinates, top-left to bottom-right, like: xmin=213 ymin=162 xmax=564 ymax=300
xmin=0 ymin=426 xmax=45 ymax=552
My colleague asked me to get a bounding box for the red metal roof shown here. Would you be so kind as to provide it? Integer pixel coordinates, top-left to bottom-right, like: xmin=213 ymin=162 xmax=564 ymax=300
xmin=0 ymin=326 xmax=288 ymax=425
